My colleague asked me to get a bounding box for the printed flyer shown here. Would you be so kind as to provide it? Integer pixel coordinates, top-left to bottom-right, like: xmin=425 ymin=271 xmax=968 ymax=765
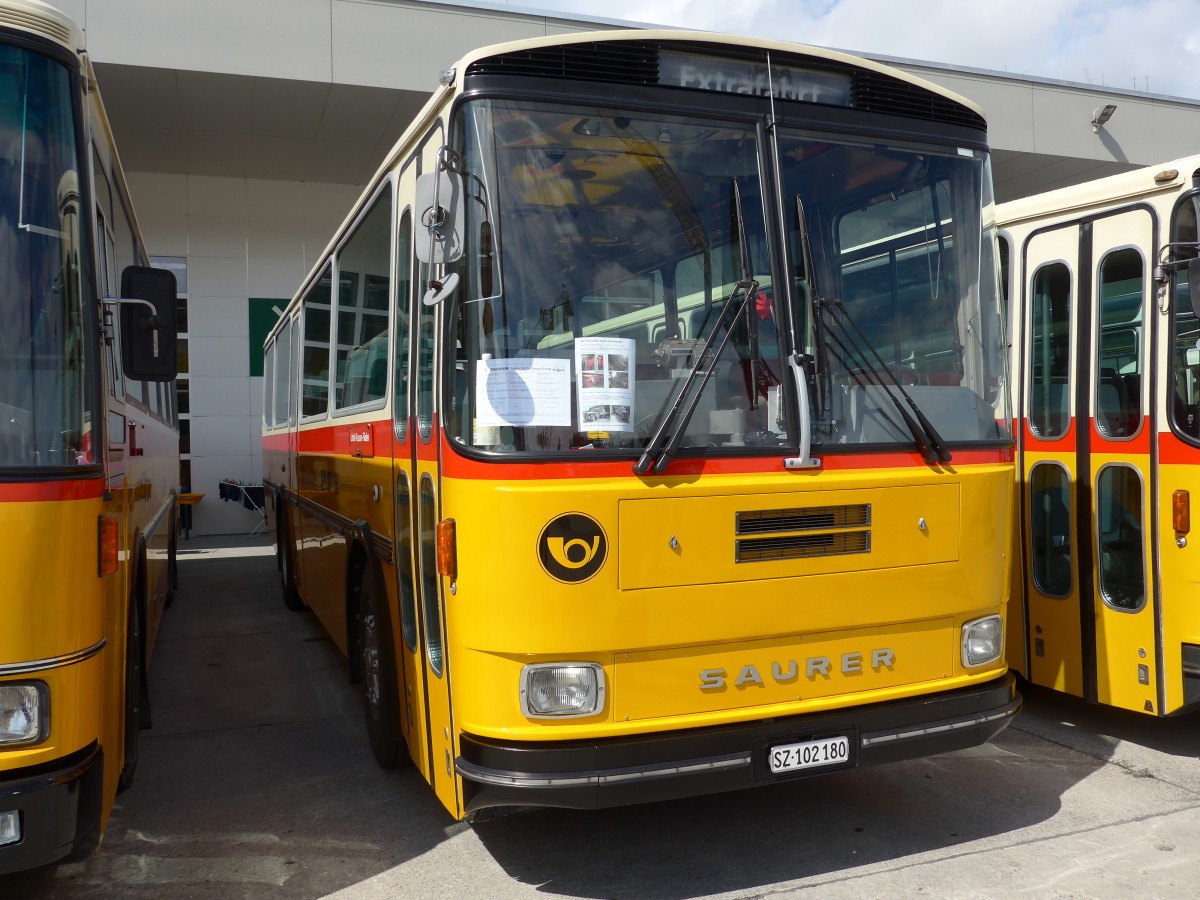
xmin=475 ymin=356 xmax=571 ymax=427
xmin=574 ymin=337 xmax=636 ymax=432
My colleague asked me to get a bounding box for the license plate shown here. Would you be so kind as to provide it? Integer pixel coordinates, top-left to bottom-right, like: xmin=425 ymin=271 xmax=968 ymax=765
xmin=768 ymin=735 xmax=851 ymax=774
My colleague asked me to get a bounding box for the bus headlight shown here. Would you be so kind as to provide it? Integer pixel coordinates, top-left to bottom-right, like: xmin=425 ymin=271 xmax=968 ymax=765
xmin=961 ymin=615 xmax=1004 ymax=668
xmin=520 ymin=663 xmax=605 ymax=718
xmin=0 ymin=683 xmax=48 ymax=746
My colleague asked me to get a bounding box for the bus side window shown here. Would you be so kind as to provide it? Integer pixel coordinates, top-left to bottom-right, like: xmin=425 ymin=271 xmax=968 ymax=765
xmin=301 ymin=266 xmax=333 ymax=419
xmin=1171 ymin=202 xmax=1199 ymax=438
xmin=334 ymin=185 xmax=392 ymax=412
xmin=1029 ymin=263 xmax=1072 ymax=439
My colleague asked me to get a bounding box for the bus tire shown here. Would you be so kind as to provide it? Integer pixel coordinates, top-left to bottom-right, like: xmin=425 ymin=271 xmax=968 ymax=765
xmin=279 ymin=519 xmax=305 ymax=611
xmin=117 ymin=595 xmax=144 ymax=792
xmin=359 ymin=574 xmax=408 ymax=768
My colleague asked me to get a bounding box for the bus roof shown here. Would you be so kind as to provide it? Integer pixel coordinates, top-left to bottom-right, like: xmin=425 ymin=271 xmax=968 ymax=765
xmin=0 ymin=0 xmax=81 ymax=52
xmin=450 ymin=29 xmax=985 ymax=121
xmin=997 ymin=154 xmax=1200 ymax=228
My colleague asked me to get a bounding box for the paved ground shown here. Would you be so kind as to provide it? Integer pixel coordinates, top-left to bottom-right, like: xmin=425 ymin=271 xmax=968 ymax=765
xmin=3 ymin=535 xmax=1200 ymax=899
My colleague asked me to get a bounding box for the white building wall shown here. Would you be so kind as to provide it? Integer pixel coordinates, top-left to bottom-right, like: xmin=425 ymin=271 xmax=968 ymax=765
xmin=128 ymin=171 xmax=359 ymax=535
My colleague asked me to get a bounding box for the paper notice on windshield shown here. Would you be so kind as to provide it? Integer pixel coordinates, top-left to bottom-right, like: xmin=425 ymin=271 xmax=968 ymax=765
xmin=475 ymin=357 xmax=571 ymax=427
xmin=575 ymin=337 xmax=635 ymax=432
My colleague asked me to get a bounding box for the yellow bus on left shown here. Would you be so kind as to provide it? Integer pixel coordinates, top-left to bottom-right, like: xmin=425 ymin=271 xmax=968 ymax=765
xmin=0 ymin=0 xmax=179 ymax=874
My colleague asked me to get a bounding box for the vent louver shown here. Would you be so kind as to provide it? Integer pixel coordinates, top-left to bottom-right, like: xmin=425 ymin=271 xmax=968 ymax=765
xmin=0 ymin=7 xmax=74 ymax=46
xmin=736 ymin=504 xmax=872 ymax=562
xmin=853 ymin=72 xmax=985 ymax=130
xmin=466 ymin=42 xmax=659 ymax=86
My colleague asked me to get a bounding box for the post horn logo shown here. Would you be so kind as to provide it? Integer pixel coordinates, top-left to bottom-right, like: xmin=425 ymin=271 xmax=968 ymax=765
xmin=538 ymin=513 xmax=607 ymax=583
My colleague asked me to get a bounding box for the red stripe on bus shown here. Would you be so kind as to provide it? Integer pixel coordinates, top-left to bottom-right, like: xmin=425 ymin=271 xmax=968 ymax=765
xmin=1089 ymin=418 xmax=1152 ymax=455
xmin=1160 ymin=431 xmax=1200 ymax=465
xmin=269 ymin=417 xmax=1010 ymax=476
xmin=438 ymin=446 xmax=1011 ymax=480
xmin=1022 ymin=418 xmax=1078 ymax=451
xmin=1021 ymin=417 xmax=1153 ymax=455
xmin=0 ymin=478 xmax=106 ymax=502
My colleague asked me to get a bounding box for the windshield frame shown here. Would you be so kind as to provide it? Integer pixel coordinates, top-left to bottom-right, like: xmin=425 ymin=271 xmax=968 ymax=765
xmin=0 ymin=29 xmax=101 ymax=479
xmin=439 ymin=67 xmax=1006 ymax=464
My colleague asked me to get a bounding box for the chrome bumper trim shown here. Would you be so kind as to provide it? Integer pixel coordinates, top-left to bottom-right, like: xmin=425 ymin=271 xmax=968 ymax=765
xmin=457 ymin=752 xmax=751 ymax=789
xmin=0 ymin=638 xmax=107 ymax=677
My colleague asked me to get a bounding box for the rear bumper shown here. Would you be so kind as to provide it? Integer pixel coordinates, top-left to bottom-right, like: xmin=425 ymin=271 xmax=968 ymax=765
xmin=458 ymin=674 xmax=1019 ymax=813
xmin=0 ymin=743 xmax=104 ymax=874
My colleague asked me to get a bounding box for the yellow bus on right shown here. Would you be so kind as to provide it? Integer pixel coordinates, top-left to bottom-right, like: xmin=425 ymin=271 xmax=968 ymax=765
xmin=998 ymin=156 xmax=1200 ymax=715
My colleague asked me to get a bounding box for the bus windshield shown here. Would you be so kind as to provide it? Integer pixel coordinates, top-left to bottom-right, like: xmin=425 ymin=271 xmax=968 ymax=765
xmin=0 ymin=42 xmax=91 ymax=468
xmin=447 ymin=97 xmax=1008 ymax=458
xmin=778 ymin=134 xmax=1010 ymax=448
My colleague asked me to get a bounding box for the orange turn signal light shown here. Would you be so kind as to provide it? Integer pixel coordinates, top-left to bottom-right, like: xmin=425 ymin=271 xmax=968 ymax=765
xmin=98 ymin=516 xmax=119 ymax=576
xmin=1173 ymin=490 xmax=1190 ymax=535
xmin=436 ymin=518 xmax=457 ymax=580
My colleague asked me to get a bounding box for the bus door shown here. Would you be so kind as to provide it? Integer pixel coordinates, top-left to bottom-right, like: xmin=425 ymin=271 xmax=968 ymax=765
xmin=1022 ymin=223 xmax=1084 ymax=696
xmin=392 ymin=152 xmax=457 ymax=816
xmin=1088 ymin=209 xmax=1156 ymax=712
xmin=1021 ymin=209 xmax=1158 ymax=711
xmin=413 ymin=138 xmax=457 ymax=816
xmin=391 ymin=198 xmax=430 ymax=779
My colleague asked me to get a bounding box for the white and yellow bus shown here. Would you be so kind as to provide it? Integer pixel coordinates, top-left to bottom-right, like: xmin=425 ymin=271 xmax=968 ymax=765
xmin=1000 ymin=156 xmax=1200 ymax=716
xmin=264 ymin=30 xmax=1018 ymax=820
xmin=0 ymin=0 xmax=179 ymax=873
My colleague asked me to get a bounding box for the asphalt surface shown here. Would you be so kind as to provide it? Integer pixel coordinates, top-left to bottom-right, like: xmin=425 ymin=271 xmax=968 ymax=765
xmin=3 ymin=535 xmax=1200 ymax=899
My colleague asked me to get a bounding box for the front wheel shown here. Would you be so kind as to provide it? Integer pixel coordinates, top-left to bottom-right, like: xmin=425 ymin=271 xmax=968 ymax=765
xmin=359 ymin=576 xmax=408 ymax=768
xmin=278 ymin=518 xmax=305 ymax=611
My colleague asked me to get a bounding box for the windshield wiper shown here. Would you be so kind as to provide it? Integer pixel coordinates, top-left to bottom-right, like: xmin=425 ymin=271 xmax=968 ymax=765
xmin=822 ymin=300 xmax=952 ymax=464
xmin=634 ymin=180 xmax=758 ymax=476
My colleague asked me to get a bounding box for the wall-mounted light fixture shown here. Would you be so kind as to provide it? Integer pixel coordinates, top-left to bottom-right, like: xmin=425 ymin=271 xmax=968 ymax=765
xmin=1091 ymin=103 xmax=1118 ymax=132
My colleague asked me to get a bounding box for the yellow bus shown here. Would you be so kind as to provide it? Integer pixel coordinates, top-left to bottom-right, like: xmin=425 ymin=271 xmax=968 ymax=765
xmin=0 ymin=0 xmax=179 ymax=872
xmin=263 ymin=30 xmax=1018 ymax=821
xmin=1000 ymin=156 xmax=1200 ymax=716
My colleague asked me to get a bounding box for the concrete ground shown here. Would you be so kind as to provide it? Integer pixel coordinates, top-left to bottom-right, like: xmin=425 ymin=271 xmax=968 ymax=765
xmin=3 ymin=535 xmax=1199 ymax=899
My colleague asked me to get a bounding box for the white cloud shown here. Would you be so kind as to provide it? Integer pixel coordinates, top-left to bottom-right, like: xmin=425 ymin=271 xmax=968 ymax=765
xmin=516 ymin=0 xmax=1200 ymax=99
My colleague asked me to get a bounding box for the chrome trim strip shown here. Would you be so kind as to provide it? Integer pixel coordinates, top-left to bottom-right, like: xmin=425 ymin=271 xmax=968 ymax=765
xmin=456 ymin=752 xmax=751 ymax=789
xmin=860 ymin=697 xmax=1021 ymax=747
xmin=0 ymin=638 xmax=108 ymax=676
xmin=289 ymin=490 xmax=395 ymax=565
xmin=143 ymin=493 xmax=174 ymax=541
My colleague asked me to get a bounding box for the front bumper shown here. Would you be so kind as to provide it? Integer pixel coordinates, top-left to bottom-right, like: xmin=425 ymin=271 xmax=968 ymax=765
xmin=0 ymin=743 xmax=104 ymax=874
xmin=458 ymin=674 xmax=1019 ymax=813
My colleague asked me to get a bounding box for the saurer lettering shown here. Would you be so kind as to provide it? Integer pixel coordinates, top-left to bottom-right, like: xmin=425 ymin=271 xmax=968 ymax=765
xmin=700 ymin=649 xmax=895 ymax=690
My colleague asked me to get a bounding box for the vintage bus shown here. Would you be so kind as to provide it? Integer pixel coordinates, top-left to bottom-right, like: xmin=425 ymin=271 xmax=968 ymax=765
xmin=1000 ymin=155 xmax=1200 ymax=716
xmin=263 ymin=30 xmax=1018 ymax=821
xmin=0 ymin=0 xmax=179 ymax=873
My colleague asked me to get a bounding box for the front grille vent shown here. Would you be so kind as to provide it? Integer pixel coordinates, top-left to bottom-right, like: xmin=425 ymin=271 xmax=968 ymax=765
xmin=737 ymin=530 xmax=871 ymax=562
xmin=853 ymin=72 xmax=986 ymax=130
xmin=737 ymin=504 xmax=871 ymax=535
xmin=736 ymin=503 xmax=872 ymax=562
xmin=0 ymin=7 xmax=74 ymax=46
xmin=466 ymin=41 xmax=660 ymax=86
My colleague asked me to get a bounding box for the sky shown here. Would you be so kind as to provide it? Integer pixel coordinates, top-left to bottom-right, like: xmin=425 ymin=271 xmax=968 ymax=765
xmin=497 ymin=0 xmax=1200 ymax=101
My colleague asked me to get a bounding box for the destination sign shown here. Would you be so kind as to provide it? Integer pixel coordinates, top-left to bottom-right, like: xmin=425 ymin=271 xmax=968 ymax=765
xmin=660 ymin=50 xmax=852 ymax=107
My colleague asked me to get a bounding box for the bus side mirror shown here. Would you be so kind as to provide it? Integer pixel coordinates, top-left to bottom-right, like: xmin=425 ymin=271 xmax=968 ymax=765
xmin=119 ymin=265 xmax=178 ymax=381
xmin=1189 ymin=258 xmax=1200 ymax=319
xmin=415 ymin=169 xmax=464 ymax=266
